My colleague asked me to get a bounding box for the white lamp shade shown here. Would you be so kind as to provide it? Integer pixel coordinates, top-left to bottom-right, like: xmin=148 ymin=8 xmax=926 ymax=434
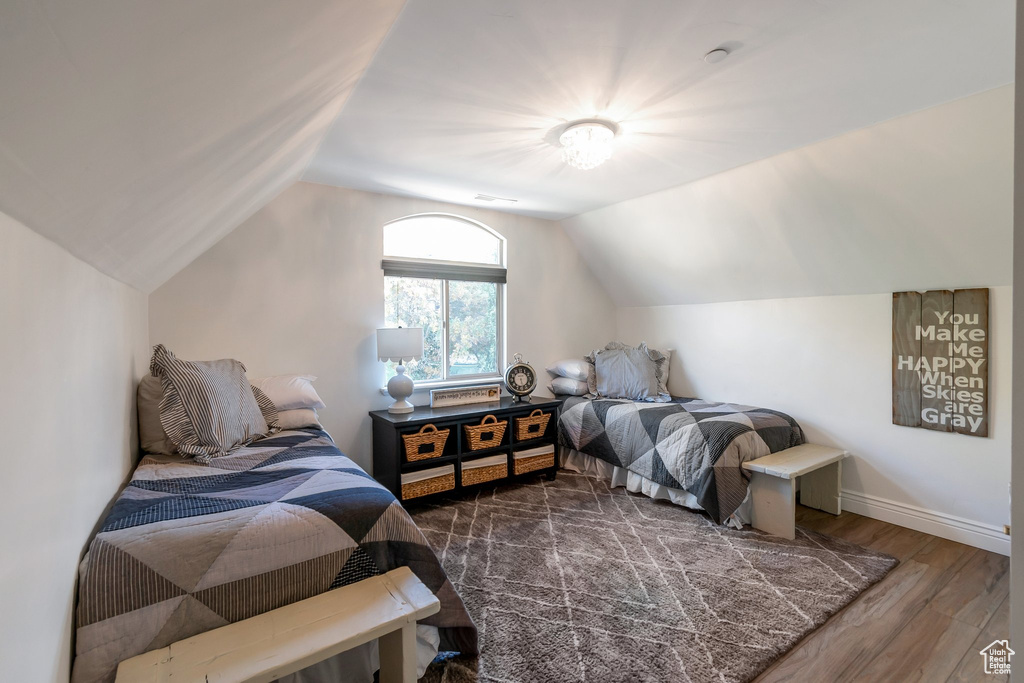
xmin=376 ymin=327 xmax=423 ymax=362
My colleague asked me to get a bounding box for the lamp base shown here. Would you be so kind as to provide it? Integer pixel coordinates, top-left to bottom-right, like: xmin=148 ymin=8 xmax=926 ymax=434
xmin=386 ymin=364 xmax=415 ymax=414
xmin=387 ymin=399 xmax=415 ymax=414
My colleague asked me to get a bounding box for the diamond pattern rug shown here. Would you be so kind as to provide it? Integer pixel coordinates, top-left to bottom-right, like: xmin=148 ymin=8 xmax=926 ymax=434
xmin=412 ymin=471 xmax=897 ymax=683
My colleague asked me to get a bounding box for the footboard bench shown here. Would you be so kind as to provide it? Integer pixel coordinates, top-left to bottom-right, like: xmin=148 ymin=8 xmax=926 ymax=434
xmin=115 ymin=567 xmax=439 ymax=683
xmin=743 ymin=444 xmax=847 ymax=539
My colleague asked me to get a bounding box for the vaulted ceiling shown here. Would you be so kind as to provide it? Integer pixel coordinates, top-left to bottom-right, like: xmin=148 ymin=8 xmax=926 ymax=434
xmin=0 ymin=0 xmax=404 ymax=292
xmin=306 ymin=0 xmax=1015 ymax=218
xmin=0 ymin=0 xmax=1015 ymax=292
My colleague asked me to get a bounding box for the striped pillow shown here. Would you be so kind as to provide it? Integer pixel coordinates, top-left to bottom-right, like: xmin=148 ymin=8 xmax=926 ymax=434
xmin=150 ymin=344 xmax=270 ymax=459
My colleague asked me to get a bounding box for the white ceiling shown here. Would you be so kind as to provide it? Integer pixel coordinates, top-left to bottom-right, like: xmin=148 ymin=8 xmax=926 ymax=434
xmin=305 ymin=0 xmax=1015 ymax=220
xmin=563 ymin=85 xmax=1013 ymax=307
xmin=0 ymin=0 xmax=1014 ymax=293
xmin=0 ymin=0 xmax=404 ymax=292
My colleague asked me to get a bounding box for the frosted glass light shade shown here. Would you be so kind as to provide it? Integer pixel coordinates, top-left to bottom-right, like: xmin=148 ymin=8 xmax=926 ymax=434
xmin=560 ymin=122 xmax=615 ymax=170
xmin=376 ymin=327 xmax=423 ymax=362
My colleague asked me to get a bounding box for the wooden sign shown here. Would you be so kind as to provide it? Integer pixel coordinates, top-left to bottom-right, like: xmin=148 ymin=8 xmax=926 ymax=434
xmin=429 ymin=384 xmax=501 ymax=408
xmin=892 ymin=288 xmax=989 ymax=437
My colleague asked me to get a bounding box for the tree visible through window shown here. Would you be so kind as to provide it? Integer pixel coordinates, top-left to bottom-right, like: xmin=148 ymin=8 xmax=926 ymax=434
xmin=382 ymin=215 xmax=505 ymax=383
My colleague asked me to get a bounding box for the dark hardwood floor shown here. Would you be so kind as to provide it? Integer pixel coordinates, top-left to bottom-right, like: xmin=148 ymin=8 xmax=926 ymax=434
xmin=754 ymin=506 xmax=1010 ymax=683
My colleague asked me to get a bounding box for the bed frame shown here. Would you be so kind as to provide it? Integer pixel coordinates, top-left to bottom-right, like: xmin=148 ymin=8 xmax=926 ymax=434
xmin=115 ymin=567 xmax=439 ymax=683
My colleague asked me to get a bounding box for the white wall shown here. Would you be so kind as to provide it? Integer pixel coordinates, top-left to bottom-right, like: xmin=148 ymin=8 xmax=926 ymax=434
xmin=0 ymin=211 xmax=150 ymax=682
xmin=560 ymin=88 xmax=1016 ymax=554
xmin=619 ymin=289 xmax=1011 ymax=554
xmin=563 ymin=85 xmax=1013 ymax=307
xmin=149 ymin=182 xmax=616 ymax=471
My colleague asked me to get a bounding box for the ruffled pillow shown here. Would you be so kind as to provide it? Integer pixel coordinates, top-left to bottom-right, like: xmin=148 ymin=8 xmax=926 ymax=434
xmin=150 ymin=344 xmax=271 ymax=459
xmin=585 ymin=342 xmax=670 ymax=402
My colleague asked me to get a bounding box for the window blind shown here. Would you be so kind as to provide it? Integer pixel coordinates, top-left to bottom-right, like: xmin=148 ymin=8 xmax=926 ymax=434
xmin=381 ymin=259 xmax=507 ymax=284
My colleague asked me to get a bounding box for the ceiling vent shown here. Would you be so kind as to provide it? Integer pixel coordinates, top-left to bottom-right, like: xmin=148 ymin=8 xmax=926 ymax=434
xmin=474 ymin=194 xmax=518 ymax=203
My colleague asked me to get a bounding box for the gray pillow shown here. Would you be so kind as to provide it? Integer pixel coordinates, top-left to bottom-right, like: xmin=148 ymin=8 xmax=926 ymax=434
xmin=150 ymin=344 xmax=271 ymax=460
xmin=137 ymin=374 xmax=178 ymax=455
xmin=585 ymin=342 xmax=671 ymax=402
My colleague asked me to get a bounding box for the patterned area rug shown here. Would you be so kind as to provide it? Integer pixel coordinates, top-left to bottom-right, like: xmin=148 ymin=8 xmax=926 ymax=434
xmin=412 ymin=471 xmax=897 ymax=683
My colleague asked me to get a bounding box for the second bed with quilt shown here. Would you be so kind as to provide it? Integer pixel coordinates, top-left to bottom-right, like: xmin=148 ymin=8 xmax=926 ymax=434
xmin=558 ymin=396 xmax=806 ymax=525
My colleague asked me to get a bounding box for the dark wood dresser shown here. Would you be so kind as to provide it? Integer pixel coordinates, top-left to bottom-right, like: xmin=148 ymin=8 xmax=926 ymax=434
xmin=369 ymin=396 xmax=562 ymax=503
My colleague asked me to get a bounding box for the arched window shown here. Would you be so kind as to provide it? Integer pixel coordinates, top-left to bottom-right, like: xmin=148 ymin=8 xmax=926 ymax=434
xmin=382 ymin=214 xmax=506 ymax=384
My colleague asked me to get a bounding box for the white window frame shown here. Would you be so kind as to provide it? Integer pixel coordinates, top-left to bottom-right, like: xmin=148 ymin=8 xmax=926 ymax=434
xmin=381 ymin=214 xmax=507 ymax=391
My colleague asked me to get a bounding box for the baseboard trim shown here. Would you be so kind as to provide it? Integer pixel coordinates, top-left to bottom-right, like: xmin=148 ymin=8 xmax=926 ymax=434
xmin=840 ymin=489 xmax=1009 ymax=556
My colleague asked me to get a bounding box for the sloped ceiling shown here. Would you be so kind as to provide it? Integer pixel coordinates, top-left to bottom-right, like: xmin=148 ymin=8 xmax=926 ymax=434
xmin=304 ymin=0 xmax=1015 ymax=220
xmin=1 ymin=0 xmax=1014 ymax=295
xmin=562 ymin=85 xmax=1014 ymax=307
xmin=0 ymin=0 xmax=405 ymax=292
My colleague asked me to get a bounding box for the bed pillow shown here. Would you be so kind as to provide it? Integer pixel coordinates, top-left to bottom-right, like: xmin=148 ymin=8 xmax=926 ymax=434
xmin=585 ymin=342 xmax=671 ymax=402
xmin=150 ymin=344 xmax=269 ymax=459
xmin=138 ymin=375 xmax=278 ymax=455
xmin=137 ymin=375 xmax=178 ymax=455
xmin=545 ymin=359 xmax=592 ymax=382
xmin=249 ymin=374 xmax=326 ymax=411
xmin=251 ymin=385 xmax=280 ymax=433
xmin=548 ymin=377 xmax=590 ymax=396
xmin=647 ymin=347 xmax=673 ymax=396
xmin=275 ymin=408 xmax=323 ymax=430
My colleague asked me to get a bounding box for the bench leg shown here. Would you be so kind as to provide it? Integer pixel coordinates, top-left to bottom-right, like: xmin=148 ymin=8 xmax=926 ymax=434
xmin=748 ymin=472 xmax=796 ymax=539
xmin=799 ymin=460 xmax=842 ymax=515
xmin=378 ymin=622 xmax=417 ymax=683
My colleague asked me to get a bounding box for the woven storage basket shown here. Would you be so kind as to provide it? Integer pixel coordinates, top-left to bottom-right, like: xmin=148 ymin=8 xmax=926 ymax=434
xmin=463 ymin=414 xmax=508 ymax=451
xmin=401 ymin=467 xmax=455 ymax=500
xmin=402 ymin=423 xmax=450 ymax=461
xmin=513 ymin=449 xmax=555 ymax=475
xmin=514 ymin=409 xmax=552 ymax=441
xmin=462 ymin=462 xmax=508 ymax=486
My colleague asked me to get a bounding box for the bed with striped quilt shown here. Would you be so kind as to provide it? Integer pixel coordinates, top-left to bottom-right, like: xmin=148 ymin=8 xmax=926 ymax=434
xmin=71 ymin=428 xmax=477 ymax=683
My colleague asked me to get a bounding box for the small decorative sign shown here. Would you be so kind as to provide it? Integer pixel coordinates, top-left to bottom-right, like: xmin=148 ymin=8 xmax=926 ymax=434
xmin=430 ymin=384 xmax=502 ymax=408
xmin=892 ymin=287 xmax=989 ymax=437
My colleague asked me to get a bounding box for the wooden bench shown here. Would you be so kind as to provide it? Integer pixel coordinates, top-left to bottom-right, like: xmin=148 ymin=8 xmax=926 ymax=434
xmin=115 ymin=566 xmax=440 ymax=683
xmin=742 ymin=444 xmax=847 ymax=540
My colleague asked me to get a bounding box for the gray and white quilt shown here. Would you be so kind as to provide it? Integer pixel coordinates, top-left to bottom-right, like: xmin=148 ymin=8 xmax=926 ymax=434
xmin=558 ymin=397 xmax=806 ymax=524
xmin=71 ymin=428 xmax=477 ymax=683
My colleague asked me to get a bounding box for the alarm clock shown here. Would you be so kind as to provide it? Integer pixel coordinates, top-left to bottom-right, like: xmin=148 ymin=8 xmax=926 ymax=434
xmin=504 ymin=353 xmax=537 ymax=402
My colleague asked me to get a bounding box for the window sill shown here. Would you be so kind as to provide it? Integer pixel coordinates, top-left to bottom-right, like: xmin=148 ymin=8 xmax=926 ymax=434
xmin=378 ymin=376 xmax=505 ymax=396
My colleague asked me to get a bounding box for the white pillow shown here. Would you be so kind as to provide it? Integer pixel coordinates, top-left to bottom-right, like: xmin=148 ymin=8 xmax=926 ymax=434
xmin=548 ymin=377 xmax=589 ymax=396
xmin=545 ymin=359 xmax=591 ymax=382
xmin=249 ymin=375 xmax=325 ymax=411
xmin=275 ymin=408 xmax=323 ymax=430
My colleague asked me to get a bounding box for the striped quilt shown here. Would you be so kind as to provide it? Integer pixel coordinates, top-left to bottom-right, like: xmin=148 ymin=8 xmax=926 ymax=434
xmin=71 ymin=428 xmax=477 ymax=683
xmin=558 ymin=397 xmax=805 ymax=524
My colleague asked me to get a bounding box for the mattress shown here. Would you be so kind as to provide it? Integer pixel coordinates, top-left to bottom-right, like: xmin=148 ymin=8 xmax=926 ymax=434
xmin=71 ymin=428 xmax=476 ymax=683
xmin=558 ymin=396 xmax=805 ymax=524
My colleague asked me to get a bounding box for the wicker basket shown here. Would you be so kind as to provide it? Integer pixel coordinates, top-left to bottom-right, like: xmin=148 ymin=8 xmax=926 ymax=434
xmin=463 ymin=415 xmax=508 ymax=451
xmin=513 ymin=448 xmax=555 ymax=475
xmin=514 ymin=409 xmax=552 ymax=441
xmin=461 ymin=461 xmax=508 ymax=486
xmin=401 ymin=424 xmax=450 ymax=461
xmin=401 ymin=466 xmax=455 ymax=500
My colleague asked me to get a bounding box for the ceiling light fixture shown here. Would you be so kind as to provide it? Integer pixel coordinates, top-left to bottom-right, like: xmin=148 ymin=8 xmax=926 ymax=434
xmin=559 ymin=121 xmax=616 ymax=170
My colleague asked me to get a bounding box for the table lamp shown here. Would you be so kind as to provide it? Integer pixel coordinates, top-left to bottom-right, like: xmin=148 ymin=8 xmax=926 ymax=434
xmin=377 ymin=327 xmax=424 ymax=414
